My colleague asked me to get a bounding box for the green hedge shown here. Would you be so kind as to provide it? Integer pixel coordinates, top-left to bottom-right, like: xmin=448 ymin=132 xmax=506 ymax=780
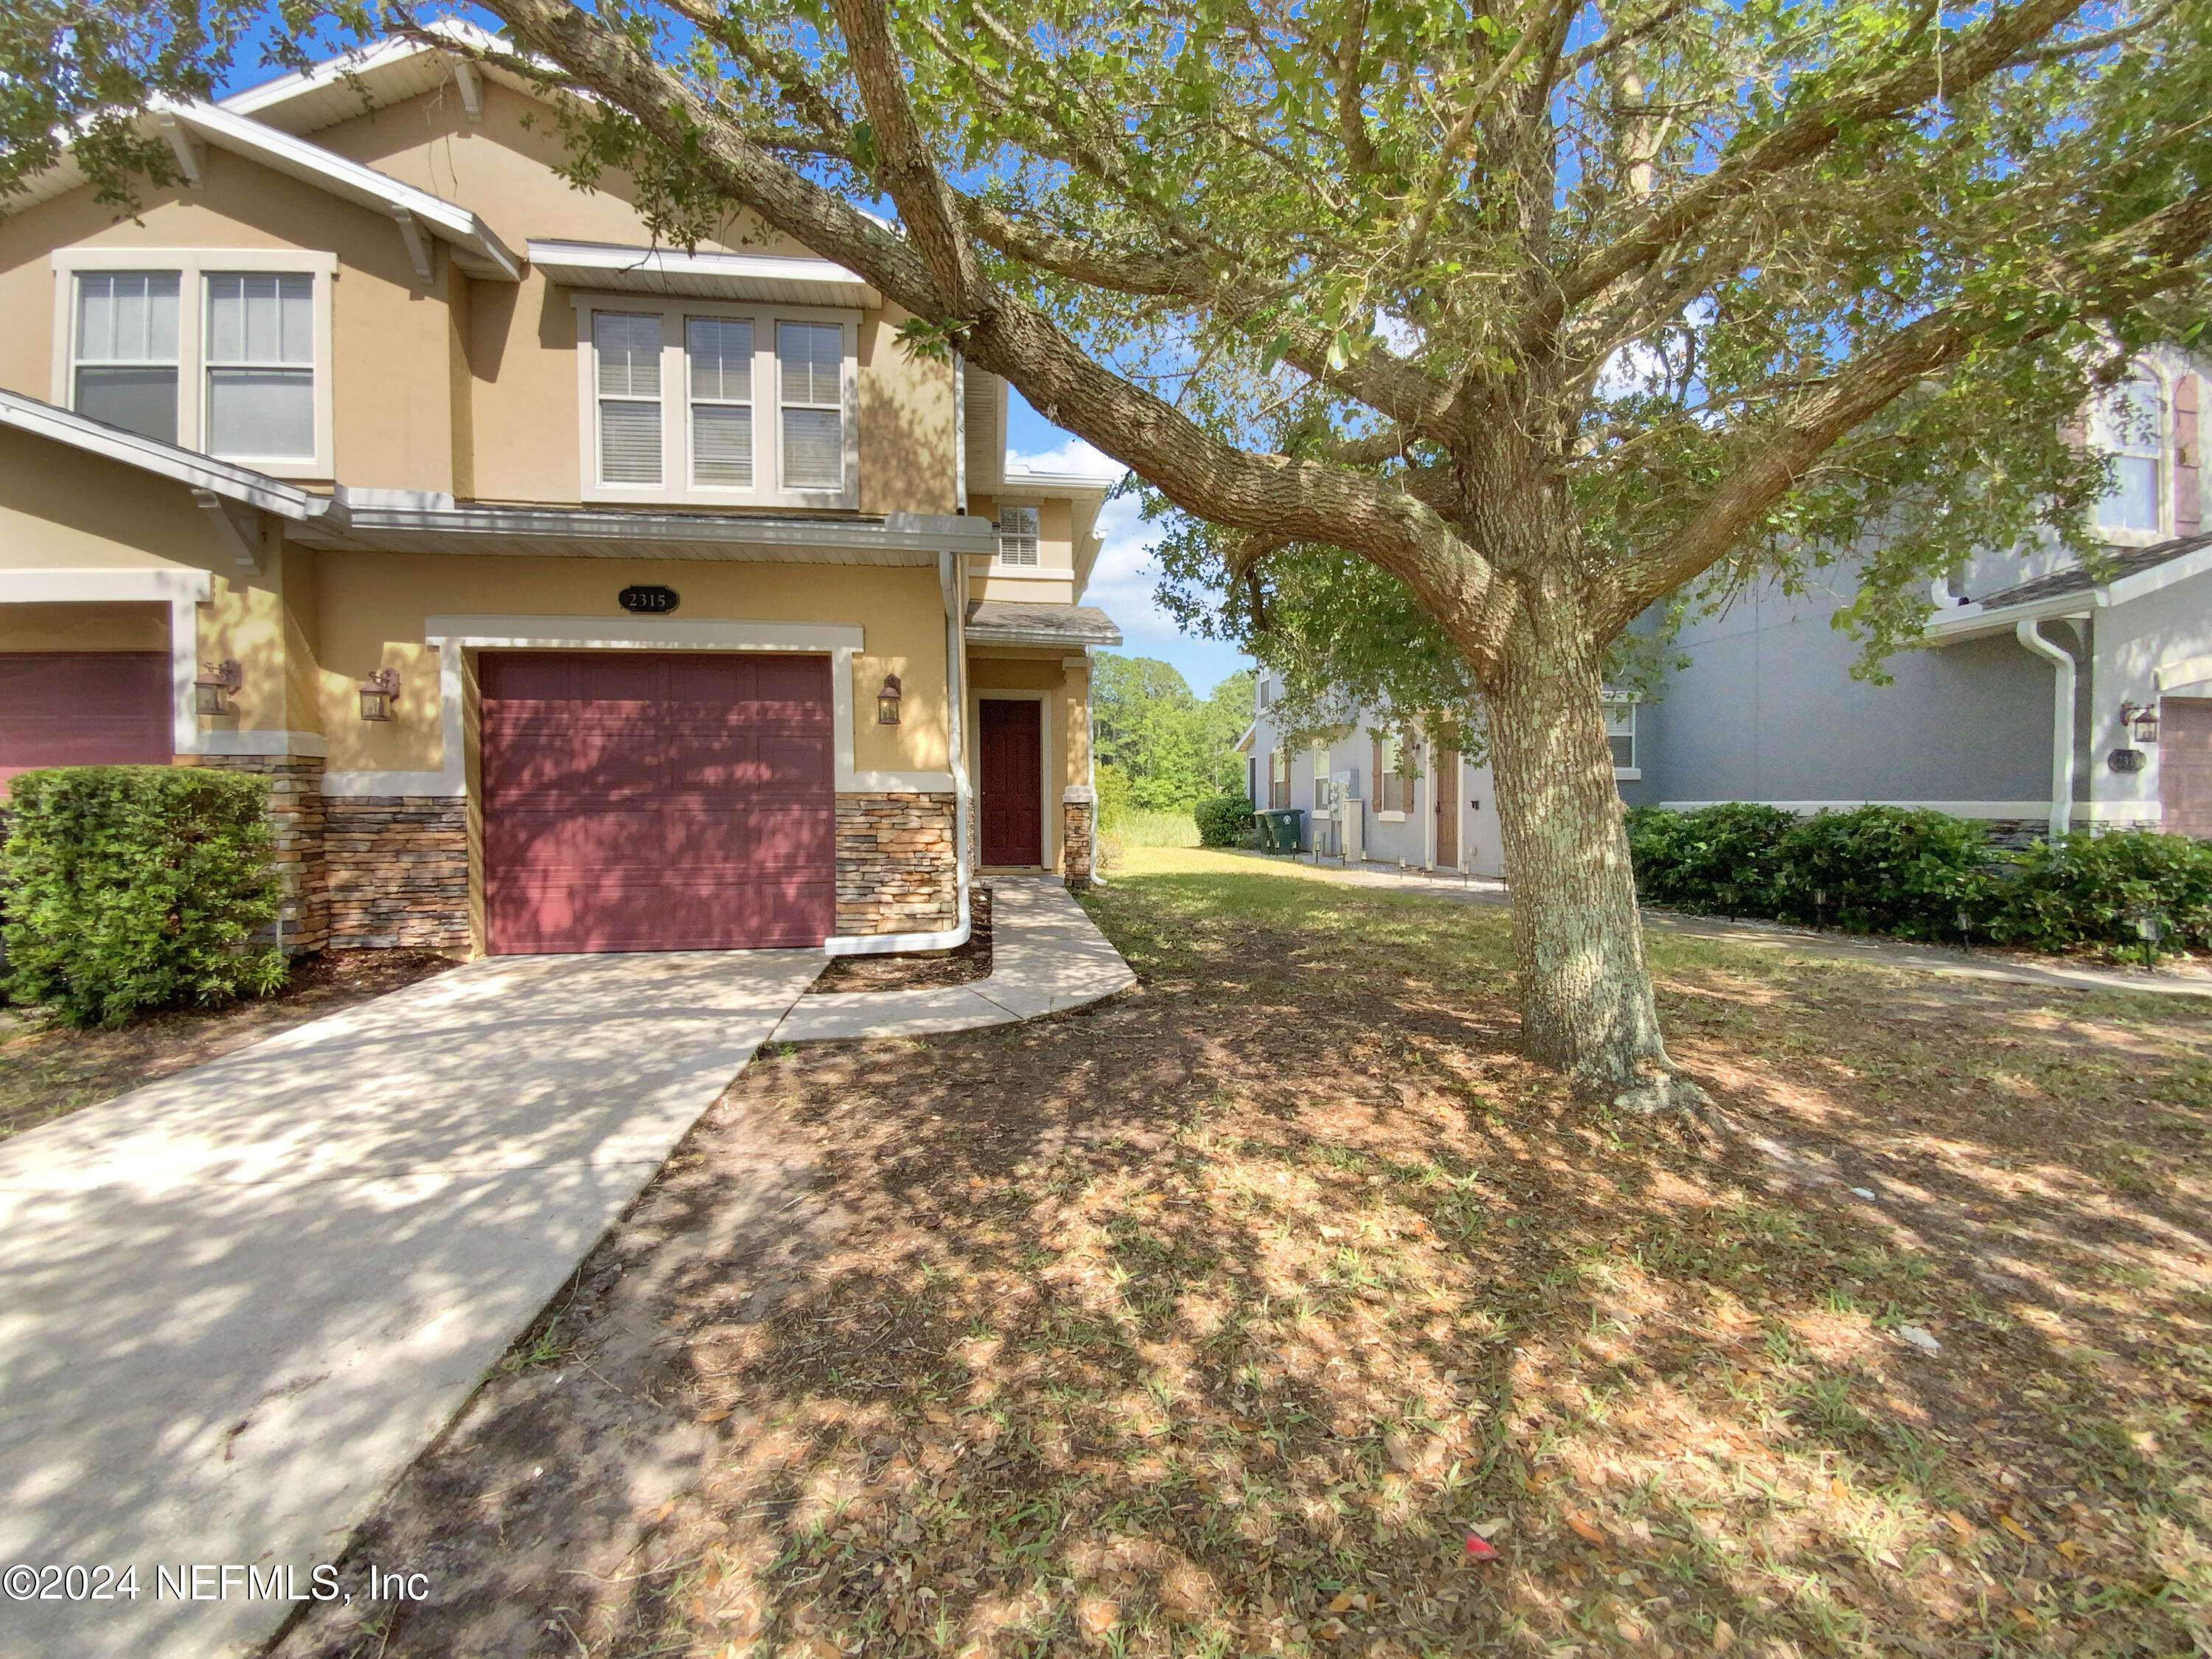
xmin=1625 ymin=803 xmax=2212 ymax=959
xmin=1194 ymin=793 xmax=1256 ymax=849
xmin=1 ymin=765 xmax=286 ymax=1027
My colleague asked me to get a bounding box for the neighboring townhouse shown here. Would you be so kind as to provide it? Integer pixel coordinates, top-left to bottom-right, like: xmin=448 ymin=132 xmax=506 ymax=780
xmin=1241 ymin=346 xmax=2212 ymax=874
xmin=0 ymin=24 xmax=1116 ymax=959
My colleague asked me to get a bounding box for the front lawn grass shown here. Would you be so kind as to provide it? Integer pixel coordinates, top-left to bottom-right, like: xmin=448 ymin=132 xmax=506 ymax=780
xmin=290 ymin=847 xmax=2212 ymax=1658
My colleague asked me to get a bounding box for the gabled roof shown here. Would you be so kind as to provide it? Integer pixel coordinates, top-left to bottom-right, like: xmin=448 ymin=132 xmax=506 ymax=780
xmin=0 ymin=386 xmax=321 ymax=518
xmin=1925 ymin=529 xmax=2212 ymax=642
xmin=1973 ymin=531 xmax=2212 ymax=608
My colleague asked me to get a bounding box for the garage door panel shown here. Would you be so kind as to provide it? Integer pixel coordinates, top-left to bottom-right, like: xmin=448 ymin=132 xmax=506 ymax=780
xmin=481 ymin=650 xmax=835 ymax=953
xmin=0 ymin=653 xmax=171 ymax=782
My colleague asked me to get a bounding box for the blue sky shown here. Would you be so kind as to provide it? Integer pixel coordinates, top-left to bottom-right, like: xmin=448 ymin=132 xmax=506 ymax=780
xmin=212 ymin=27 xmax=1253 ymax=701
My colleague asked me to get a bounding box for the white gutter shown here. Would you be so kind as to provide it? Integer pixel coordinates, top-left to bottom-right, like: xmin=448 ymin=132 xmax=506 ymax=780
xmin=2016 ymin=618 xmax=2081 ymax=841
xmin=820 ymin=548 xmax=974 ymax=957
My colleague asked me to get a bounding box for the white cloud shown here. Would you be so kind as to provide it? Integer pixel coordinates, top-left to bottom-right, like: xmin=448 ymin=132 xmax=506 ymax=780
xmin=1005 ymin=437 xmax=1125 ymax=480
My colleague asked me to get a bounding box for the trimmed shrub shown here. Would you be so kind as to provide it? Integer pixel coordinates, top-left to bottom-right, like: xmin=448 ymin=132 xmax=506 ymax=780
xmin=1986 ymin=830 xmax=2212 ymax=957
xmin=1768 ymin=806 xmax=1992 ymax=939
xmin=1 ymin=765 xmax=286 ymax=1027
xmin=1194 ymin=793 xmax=1257 ymax=849
xmin=1625 ymin=802 xmax=1795 ymax=917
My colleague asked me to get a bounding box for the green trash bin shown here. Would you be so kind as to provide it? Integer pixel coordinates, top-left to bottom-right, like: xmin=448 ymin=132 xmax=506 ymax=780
xmin=1256 ymin=808 xmax=1304 ymax=854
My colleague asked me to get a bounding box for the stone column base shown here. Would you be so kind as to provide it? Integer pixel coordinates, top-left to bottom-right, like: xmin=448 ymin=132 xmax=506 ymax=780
xmin=1062 ymin=791 xmax=1096 ymax=891
xmin=188 ymin=753 xmax=329 ymax=956
xmin=836 ymin=792 xmax=958 ymax=935
xmin=324 ymin=796 xmax=471 ymax=950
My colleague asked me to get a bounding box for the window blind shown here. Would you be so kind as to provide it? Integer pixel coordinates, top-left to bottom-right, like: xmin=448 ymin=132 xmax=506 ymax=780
xmin=996 ymin=504 xmax=1040 ymax=566
xmin=206 ymin=274 xmax=314 ymax=459
xmin=687 ymin=316 xmax=753 ymax=486
xmin=74 ymin=272 xmax=181 ymax=444
xmin=595 ymin=312 xmax=664 ymax=484
xmin=777 ymin=321 xmax=843 ymax=489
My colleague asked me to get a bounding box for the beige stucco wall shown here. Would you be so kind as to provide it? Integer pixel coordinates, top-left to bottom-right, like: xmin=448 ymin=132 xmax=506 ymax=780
xmin=310 ymin=552 xmax=951 ymax=774
xmin=0 ymin=601 xmax=168 ymax=652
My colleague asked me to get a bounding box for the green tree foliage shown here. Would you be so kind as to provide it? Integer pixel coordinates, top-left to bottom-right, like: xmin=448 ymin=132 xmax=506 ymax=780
xmin=1 ymin=766 xmax=286 ymax=1027
xmin=1093 ymin=655 xmax=1253 ymax=813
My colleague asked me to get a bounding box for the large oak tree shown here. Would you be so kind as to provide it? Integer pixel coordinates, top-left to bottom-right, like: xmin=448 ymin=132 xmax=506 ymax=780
xmin=13 ymin=0 xmax=2210 ymax=1105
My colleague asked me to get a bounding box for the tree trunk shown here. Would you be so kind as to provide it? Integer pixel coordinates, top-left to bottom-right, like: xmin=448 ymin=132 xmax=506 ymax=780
xmin=1482 ymin=595 xmax=1697 ymax=1110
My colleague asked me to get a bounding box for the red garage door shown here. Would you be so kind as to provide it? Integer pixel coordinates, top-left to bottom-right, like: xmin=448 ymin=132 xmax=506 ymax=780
xmin=0 ymin=653 xmax=171 ymax=784
xmin=481 ymin=651 xmax=835 ymax=954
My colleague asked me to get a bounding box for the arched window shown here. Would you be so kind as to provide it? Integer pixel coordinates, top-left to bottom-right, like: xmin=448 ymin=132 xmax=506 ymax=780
xmin=2091 ymin=373 xmax=2165 ymax=533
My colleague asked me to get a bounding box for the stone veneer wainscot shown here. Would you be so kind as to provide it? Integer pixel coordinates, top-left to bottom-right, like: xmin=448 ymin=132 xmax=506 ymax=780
xmin=323 ymin=796 xmax=471 ymax=950
xmin=835 ymin=792 xmax=957 ymax=935
xmin=192 ymin=754 xmax=330 ymax=956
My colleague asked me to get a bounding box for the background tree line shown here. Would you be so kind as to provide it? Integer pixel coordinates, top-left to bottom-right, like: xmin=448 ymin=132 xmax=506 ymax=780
xmin=1091 ymin=656 xmax=1253 ymax=826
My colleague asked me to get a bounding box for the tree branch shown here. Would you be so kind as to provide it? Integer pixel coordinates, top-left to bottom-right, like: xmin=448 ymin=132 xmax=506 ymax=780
xmin=1588 ymin=185 xmax=2212 ymax=637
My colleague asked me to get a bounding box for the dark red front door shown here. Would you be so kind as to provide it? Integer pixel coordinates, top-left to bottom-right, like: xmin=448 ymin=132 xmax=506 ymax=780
xmin=481 ymin=651 xmax=834 ymax=953
xmin=0 ymin=653 xmax=171 ymax=784
xmin=979 ymin=698 xmax=1043 ymax=866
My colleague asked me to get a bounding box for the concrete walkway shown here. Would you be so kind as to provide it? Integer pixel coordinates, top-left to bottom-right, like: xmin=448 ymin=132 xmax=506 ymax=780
xmin=771 ymin=875 xmax=1138 ymax=1042
xmin=0 ymin=949 xmax=819 ymax=1659
xmin=1230 ymin=849 xmax=2212 ymax=1001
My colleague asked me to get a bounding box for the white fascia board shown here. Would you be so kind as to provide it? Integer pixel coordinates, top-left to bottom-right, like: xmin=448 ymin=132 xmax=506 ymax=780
xmin=529 ymin=240 xmax=880 ymax=309
xmin=154 ymin=99 xmax=521 ymax=279
xmin=1922 ymin=596 xmax=2098 ymax=643
xmin=0 ymin=388 xmax=319 ymax=518
xmin=998 ymin=468 xmax=1119 ymax=498
xmin=2108 ymin=543 xmax=2212 ymax=605
xmin=216 ymin=33 xmax=437 ymax=120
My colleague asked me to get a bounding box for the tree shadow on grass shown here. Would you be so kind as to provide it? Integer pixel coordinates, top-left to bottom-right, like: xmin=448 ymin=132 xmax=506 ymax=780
xmin=280 ymin=864 xmax=2212 ymax=1659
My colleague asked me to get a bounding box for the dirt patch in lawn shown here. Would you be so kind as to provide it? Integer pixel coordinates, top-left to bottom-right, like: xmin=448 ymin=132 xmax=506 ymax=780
xmin=810 ymin=887 xmax=993 ymax=995
xmin=0 ymin=948 xmax=459 ymax=1141
xmin=270 ymin=849 xmax=2212 ymax=1659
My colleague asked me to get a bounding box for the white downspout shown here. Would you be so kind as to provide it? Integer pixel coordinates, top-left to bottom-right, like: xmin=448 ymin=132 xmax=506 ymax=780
xmin=942 ymin=547 xmax=973 ymax=939
xmin=2017 ymin=618 xmax=2076 ymax=841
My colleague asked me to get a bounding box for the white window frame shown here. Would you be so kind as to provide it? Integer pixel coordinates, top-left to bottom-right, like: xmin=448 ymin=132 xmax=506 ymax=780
xmin=50 ymin=248 xmax=337 ymax=479
xmin=2089 ymin=367 xmax=2169 ymax=546
xmin=1604 ymin=698 xmax=1640 ymax=780
xmin=994 ymin=501 xmax=1042 ymax=568
xmin=571 ymin=293 xmax=858 ymax=509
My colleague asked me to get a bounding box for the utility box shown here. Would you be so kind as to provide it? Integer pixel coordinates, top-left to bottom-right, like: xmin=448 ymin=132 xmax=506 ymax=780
xmin=1336 ymin=796 xmax=1365 ymax=864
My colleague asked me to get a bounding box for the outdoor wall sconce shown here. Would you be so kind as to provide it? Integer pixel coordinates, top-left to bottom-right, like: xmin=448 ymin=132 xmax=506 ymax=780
xmin=358 ymin=667 xmax=402 ymax=723
xmin=877 ymin=673 xmax=902 ymax=724
xmin=2120 ymin=699 xmax=2160 ymax=744
xmin=193 ymin=658 xmax=243 ymax=717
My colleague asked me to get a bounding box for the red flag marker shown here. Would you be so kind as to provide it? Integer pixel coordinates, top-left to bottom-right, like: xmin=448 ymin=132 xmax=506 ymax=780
xmin=1465 ymin=1534 xmax=1498 ymax=1560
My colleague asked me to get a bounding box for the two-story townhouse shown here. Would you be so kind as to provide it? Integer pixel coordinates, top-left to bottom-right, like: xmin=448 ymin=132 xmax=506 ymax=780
xmin=0 ymin=24 xmax=1117 ymax=959
xmin=1239 ymin=346 xmax=2212 ymax=877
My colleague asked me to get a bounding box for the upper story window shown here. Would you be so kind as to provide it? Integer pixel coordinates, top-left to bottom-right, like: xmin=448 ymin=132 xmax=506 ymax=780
xmin=996 ymin=504 xmax=1040 ymax=566
xmin=577 ymin=297 xmax=855 ymax=507
xmin=73 ymin=272 xmax=180 ymax=445
xmin=2091 ymin=373 xmax=2164 ymax=535
xmin=204 ymin=274 xmax=315 ymax=461
xmin=53 ymin=250 xmax=335 ymax=477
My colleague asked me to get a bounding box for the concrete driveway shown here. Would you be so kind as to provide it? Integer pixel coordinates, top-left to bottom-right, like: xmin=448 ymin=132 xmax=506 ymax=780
xmin=0 ymin=949 xmax=818 ymax=1659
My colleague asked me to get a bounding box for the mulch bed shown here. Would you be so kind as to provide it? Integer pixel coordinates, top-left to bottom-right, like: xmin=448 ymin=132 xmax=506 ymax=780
xmin=807 ymin=886 xmax=993 ymax=995
xmin=0 ymin=948 xmax=459 ymax=1141
xmin=268 ymin=854 xmax=2212 ymax=1659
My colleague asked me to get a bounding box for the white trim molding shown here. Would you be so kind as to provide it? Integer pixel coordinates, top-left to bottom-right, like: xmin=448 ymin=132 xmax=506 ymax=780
xmin=49 ymin=248 xmax=340 ymax=479
xmin=2157 ymin=655 xmax=2212 ymax=692
xmin=1660 ymin=799 xmax=2058 ymax=818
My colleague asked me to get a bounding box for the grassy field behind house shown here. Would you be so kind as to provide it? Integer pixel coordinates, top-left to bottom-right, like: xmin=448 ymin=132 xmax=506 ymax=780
xmin=280 ymin=847 xmax=2212 ymax=1659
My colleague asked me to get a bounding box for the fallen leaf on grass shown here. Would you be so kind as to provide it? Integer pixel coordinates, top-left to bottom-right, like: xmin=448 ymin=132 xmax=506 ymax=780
xmin=1944 ymin=1510 xmax=1976 ymax=1544
xmin=1566 ymin=1512 xmax=1608 ymax=1545
xmin=697 ymin=1407 xmax=733 ymax=1424
xmin=1998 ymin=1514 xmax=2037 ymax=1544
xmin=1470 ymin=1515 xmax=1510 ymax=1540
xmin=2056 ymin=1539 xmax=2084 ymax=1560
xmin=1712 ymin=1617 xmax=1736 ymax=1652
